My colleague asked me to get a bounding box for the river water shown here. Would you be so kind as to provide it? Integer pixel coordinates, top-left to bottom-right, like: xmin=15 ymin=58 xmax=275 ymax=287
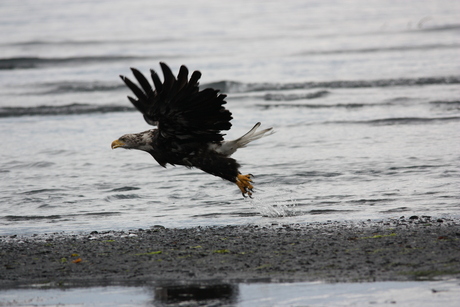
xmin=1 ymin=0 xmax=459 ymax=236
xmin=1 ymin=279 xmax=460 ymax=306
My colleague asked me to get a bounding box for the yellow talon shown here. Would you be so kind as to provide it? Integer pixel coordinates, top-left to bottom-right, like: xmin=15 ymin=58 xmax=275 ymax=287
xmin=236 ymin=174 xmax=254 ymax=197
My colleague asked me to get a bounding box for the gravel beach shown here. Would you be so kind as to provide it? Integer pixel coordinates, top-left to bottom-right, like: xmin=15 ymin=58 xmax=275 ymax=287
xmin=1 ymin=217 xmax=459 ymax=288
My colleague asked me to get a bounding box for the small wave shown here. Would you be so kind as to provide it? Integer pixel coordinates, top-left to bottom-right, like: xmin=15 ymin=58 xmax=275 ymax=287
xmin=3 ymin=212 xmax=121 ymax=222
xmin=308 ymin=209 xmax=356 ymax=215
xmin=430 ymin=100 xmax=460 ymax=111
xmin=6 ymin=161 xmax=56 ymax=169
xmin=202 ymin=81 xmax=249 ymax=93
xmin=296 ymin=43 xmax=460 ymax=56
xmin=349 ymin=198 xmax=394 ymax=204
xmin=1 ymin=37 xmax=179 ymax=47
xmin=417 ymin=24 xmax=460 ymax=32
xmin=82 ymin=212 xmax=121 ymax=217
xmin=277 ymin=98 xmax=460 ymax=112
xmin=367 ymin=116 xmax=460 ymax=125
xmin=38 ymin=149 xmax=72 ymax=156
xmin=35 ymin=81 xmax=125 ymax=95
xmin=210 ymin=76 xmax=460 ymax=93
xmin=4 ymin=215 xmax=62 ymax=221
xmin=383 ymin=96 xmax=415 ymax=104
xmin=257 ymin=102 xmax=365 ymax=109
xmin=105 ymin=194 xmax=141 ymax=201
xmin=257 ymin=97 xmax=404 ymax=109
xmin=330 ymin=116 xmax=460 ymax=126
xmin=295 ymin=171 xmax=343 ymax=178
xmin=387 ymin=165 xmax=446 ymax=174
xmin=109 ymin=186 xmax=141 ymax=192
xmin=264 ymin=90 xmax=329 ymax=101
xmin=0 ymin=103 xmax=134 ymax=118
xmin=21 ymin=188 xmax=64 ymax=195
xmin=0 ymin=55 xmax=146 ymax=70
xmin=380 ymin=207 xmax=410 ymax=213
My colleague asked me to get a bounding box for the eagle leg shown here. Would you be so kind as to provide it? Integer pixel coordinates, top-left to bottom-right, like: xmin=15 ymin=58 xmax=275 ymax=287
xmin=236 ymin=174 xmax=254 ymax=197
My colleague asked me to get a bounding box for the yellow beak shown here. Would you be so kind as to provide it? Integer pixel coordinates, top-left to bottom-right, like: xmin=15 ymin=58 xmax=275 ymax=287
xmin=111 ymin=139 xmax=125 ymax=149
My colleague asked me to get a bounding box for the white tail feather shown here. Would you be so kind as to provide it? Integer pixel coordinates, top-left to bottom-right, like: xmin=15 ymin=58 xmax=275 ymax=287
xmin=216 ymin=122 xmax=274 ymax=156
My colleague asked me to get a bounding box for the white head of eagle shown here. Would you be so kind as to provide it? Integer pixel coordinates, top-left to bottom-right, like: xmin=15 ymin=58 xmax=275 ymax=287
xmin=112 ymin=62 xmax=273 ymax=197
xmin=111 ymin=130 xmax=155 ymax=152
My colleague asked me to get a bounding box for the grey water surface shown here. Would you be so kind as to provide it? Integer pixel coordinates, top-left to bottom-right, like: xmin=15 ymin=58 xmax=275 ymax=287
xmin=1 ymin=1 xmax=460 ymax=306
xmin=1 ymin=279 xmax=460 ymax=306
xmin=1 ymin=0 xmax=459 ymax=236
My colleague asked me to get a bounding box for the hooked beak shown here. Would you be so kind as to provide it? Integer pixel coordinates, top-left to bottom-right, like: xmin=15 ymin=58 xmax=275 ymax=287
xmin=111 ymin=139 xmax=125 ymax=149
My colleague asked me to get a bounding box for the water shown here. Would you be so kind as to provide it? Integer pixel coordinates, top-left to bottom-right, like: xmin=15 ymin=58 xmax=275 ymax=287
xmin=1 ymin=0 xmax=459 ymax=235
xmin=1 ymin=279 xmax=459 ymax=306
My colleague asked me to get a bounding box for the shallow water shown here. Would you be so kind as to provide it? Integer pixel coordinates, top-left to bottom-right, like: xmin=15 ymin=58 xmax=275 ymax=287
xmin=1 ymin=279 xmax=459 ymax=306
xmin=1 ymin=0 xmax=460 ymax=235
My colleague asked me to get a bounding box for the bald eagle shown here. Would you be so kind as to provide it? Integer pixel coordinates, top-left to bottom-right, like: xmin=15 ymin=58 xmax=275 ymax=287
xmin=111 ymin=63 xmax=273 ymax=197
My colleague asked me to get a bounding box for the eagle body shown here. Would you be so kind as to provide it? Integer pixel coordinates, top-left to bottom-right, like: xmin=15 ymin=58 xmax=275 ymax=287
xmin=112 ymin=63 xmax=273 ymax=197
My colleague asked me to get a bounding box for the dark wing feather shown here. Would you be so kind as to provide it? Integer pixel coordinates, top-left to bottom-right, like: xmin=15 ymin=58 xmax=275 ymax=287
xmin=131 ymin=68 xmax=154 ymax=96
xmin=150 ymin=69 xmax=163 ymax=92
xmin=159 ymin=62 xmax=175 ymax=91
xmin=120 ymin=62 xmax=232 ymax=143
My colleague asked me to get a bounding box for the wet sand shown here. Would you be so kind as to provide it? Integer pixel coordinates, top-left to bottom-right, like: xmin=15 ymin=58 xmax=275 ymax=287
xmin=1 ymin=216 xmax=459 ymax=288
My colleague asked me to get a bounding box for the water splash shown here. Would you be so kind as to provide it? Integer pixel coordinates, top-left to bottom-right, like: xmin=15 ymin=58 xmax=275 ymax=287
xmin=249 ymin=187 xmax=299 ymax=217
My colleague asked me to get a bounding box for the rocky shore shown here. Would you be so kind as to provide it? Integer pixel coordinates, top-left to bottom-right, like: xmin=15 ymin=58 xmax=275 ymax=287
xmin=1 ymin=216 xmax=459 ymax=288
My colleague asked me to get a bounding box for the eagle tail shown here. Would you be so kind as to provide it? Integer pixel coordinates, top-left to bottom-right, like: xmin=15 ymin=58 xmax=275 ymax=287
xmin=217 ymin=122 xmax=273 ymax=156
xmin=235 ymin=122 xmax=273 ymax=148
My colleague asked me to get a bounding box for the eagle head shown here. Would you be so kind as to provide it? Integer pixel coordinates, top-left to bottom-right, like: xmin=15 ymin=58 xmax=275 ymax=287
xmin=111 ymin=130 xmax=155 ymax=152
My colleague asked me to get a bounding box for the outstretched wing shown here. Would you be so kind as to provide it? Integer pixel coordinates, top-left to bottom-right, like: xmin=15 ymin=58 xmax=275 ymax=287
xmin=120 ymin=62 xmax=232 ymax=143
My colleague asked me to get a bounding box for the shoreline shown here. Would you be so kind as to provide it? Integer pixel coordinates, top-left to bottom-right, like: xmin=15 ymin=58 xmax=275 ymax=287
xmin=1 ymin=216 xmax=459 ymax=288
